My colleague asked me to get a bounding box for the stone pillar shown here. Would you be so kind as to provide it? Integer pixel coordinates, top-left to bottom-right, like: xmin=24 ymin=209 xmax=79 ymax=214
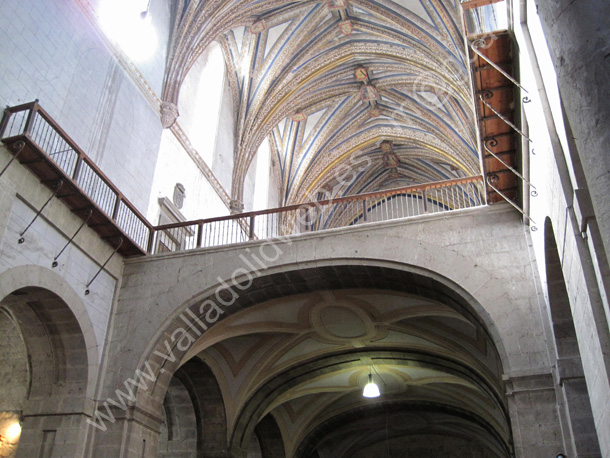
xmin=504 ymin=372 xmax=564 ymax=458
xmin=229 ymin=445 xmax=248 ymax=458
xmin=555 ymin=357 xmax=602 ymax=458
xmin=16 ymin=412 xmax=89 ymax=458
xmin=89 ymin=405 xmax=163 ymax=458
xmin=533 ymin=0 xmax=610 ymax=256
xmin=255 ymin=415 xmax=286 ymax=458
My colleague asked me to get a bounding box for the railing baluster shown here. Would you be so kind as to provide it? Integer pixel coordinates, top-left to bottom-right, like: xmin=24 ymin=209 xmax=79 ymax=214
xmin=197 ymin=223 xmax=203 ymax=248
xmin=1 ymin=103 xmax=152 ymax=253
xmin=0 ymin=109 xmax=12 ymax=138
xmin=23 ymin=105 xmax=37 ymax=136
xmin=249 ymin=215 xmax=255 ymax=240
xmin=144 ymin=177 xmax=485 ymax=252
xmin=451 ymin=186 xmax=457 ymax=210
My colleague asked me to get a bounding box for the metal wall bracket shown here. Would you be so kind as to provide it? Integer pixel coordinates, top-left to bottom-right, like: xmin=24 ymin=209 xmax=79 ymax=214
xmin=18 ymin=179 xmax=64 ymax=244
xmin=470 ymin=42 xmax=530 ymax=96
xmin=487 ymin=175 xmax=537 ymax=231
xmin=52 ymin=208 xmax=93 ymax=267
xmin=0 ymin=140 xmax=25 ymax=178
xmin=480 ymin=96 xmax=533 ymax=143
xmin=484 ymin=139 xmax=538 ymax=197
xmin=85 ymin=237 xmax=122 ymax=295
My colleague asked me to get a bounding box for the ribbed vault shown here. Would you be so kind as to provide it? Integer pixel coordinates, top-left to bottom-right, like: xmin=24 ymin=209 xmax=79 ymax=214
xmin=164 ymin=0 xmax=481 ymax=207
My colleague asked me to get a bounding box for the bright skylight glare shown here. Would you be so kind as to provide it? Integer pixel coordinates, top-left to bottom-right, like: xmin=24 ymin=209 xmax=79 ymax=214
xmin=99 ymin=0 xmax=157 ymax=60
xmin=464 ymin=1 xmax=508 ymax=35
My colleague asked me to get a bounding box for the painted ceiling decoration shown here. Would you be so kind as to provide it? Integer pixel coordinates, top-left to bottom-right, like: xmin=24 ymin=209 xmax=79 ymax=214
xmin=163 ymin=0 xmax=481 ymax=208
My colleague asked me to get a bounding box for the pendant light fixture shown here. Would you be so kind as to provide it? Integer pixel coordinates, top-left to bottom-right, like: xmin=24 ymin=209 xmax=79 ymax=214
xmin=363 ymin=368 xmax=380 ymax=398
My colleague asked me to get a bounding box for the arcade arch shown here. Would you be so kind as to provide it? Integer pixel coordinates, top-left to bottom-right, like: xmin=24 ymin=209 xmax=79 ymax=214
xmin=128 ymin=265 xmax=513 ymax=457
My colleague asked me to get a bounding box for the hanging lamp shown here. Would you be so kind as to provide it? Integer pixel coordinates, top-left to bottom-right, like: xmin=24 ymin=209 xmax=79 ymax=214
xmin=363 ymin=370 xmax=380 ymax=398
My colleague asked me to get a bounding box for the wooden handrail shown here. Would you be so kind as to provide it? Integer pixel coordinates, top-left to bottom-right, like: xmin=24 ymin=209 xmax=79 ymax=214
xmin=2 ymin=102 xmax=485 ymax=255
xmin=153 ymin=175 xmax=484 ymax=231
xmin=3 ymin=100 xmax=39 ymax=114
xmin=10 ymin=103 xmax=153 ymax=231
xmin=1 ymin=102 xmax=154 ymax=255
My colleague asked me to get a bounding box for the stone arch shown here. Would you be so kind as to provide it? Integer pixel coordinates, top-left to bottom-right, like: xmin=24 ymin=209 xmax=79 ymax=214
xmin=231 ymin=350 xmax=509 ymax=458
xmin=246 ymin=433 xmax=263 ymax=458
xmin=155 ymin=356 xmax=230 ymax=458
xmin=0 ymin=265 xmax=100 ymax=393
xmin=136 ymin=256 xmax=510 ymax=396
xmin=175 ymin=358 xmax=229 ymax=458
xmin=0 ymin=308 xmax=28 ymax=458
xmin=254 ymin=414 xmax=286 ymax=458
xmin=123 ymin=258 xmax=513 ymax=458
xmin=544 ymin=218 xmax=601 ymax=457
xmin=157 ymin=376 xmax=198 ymax=457
xmin=294 ymin=402 xmax=508 ymax=458
xmin=0 ymin=267 xmax=97 ymax=457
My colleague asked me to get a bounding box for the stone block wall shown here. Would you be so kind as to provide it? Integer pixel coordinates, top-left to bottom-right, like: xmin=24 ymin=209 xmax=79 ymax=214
xmin=0 ymin=146 xmax=120 ymax=355
xmin=0 ymin=144 xmax=122 ymax=456
xmin=0 ymin=0 xmax=164 ymax=213
xmin=513 ymin=4 xmax=610 ymax=454
xmin=99 ymin=204 xmax=562 ymax=457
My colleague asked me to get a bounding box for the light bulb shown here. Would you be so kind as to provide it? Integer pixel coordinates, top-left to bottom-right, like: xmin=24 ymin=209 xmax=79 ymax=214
xmin=5 ymin=421 xmax=21 ymax=442
xmin=363 ymin=373 xmax=380 ymax=398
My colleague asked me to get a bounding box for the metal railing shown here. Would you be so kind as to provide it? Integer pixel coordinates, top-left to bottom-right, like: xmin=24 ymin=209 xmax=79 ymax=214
xmin=150 ymin=176 xmax=486 ymax=254
xmin=0 ymin=103 xmax=487 ymax=256
xmin=0 ymin=101 xmax=152 ymax=251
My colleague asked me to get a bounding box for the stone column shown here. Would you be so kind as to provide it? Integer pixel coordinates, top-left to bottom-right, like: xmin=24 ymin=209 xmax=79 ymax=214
xmin=555 ymin=357 xmax=602 ymax=457
xmin=255 ymin=415 xmax=286 ymax=458
xmin=533 ymin=0 xmax=610 ymax=256
xmin=89 ymin=405 xmax=163 ymax=458
xmin=504 ymin=372 xmax=564 ymax=458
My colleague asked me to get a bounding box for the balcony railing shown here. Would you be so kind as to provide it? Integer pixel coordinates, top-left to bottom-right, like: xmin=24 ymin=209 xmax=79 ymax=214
xmin=1 ymin=102 xmax=486 ymax=258
xmin=150 ymin=176 xmax=485 ymax=254
xmin=0 ymin=101 xmax=152 ymax=256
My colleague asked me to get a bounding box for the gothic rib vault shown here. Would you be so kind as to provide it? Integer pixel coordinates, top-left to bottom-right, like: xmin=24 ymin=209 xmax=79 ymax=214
xmin=164 ymin=0 xmax=482 ymax=207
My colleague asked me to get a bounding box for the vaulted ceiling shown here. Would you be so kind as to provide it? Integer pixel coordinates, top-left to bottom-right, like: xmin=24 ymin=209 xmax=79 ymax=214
xmin=166 ymin=265 xmax=512 ymax=458
xmin=164 ymin=0 xmax=481 ymax=206
xmin=186 ymin=288 xmax=509 ymax=457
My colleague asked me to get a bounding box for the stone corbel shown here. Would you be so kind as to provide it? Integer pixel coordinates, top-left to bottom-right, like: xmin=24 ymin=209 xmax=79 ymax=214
xmin=160 ymin=102 xmax=180 ymax=129
xmin=229 ymin=199 xmax=244 ymax=214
